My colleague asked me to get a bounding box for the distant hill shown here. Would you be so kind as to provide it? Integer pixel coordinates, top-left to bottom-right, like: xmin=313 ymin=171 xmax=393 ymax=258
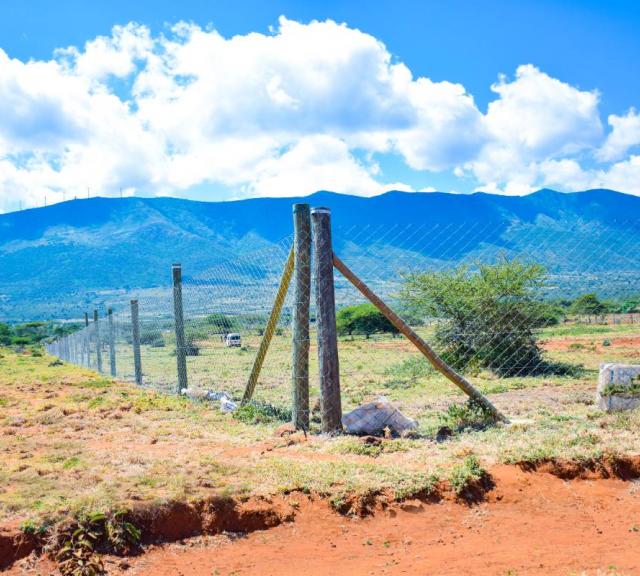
xmin=0 ymin=188 xmax=638 ymax=321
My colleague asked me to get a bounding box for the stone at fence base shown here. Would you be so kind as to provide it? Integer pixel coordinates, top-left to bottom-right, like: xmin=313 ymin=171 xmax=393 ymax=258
xmin=596 ymin=363 xmax=640 ymax=412
xmin=342 ymin=400 xmax=418 ymax=436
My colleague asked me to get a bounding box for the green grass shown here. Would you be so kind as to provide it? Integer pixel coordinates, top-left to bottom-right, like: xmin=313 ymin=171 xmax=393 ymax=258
xmin=448 ymin=455 xmax=486 ymax=495
xmin=1 ymin=320 xmax=639 ymax=528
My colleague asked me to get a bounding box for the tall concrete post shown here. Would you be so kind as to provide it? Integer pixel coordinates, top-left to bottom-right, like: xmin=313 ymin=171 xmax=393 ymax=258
xmin=291 ymin=203 xmax=311 ymax=430
xmin=172 ymin=264 xmax=188 ymax=394
xmin=94 ymin=310 xmax=102 ymax=373
xmin=131 ymin=300 xmax=143 ymax=385
xmin=108 ymin=308 xmax=116 ymax=377
xmin=311 ymin=207 xmax=342 ymax=433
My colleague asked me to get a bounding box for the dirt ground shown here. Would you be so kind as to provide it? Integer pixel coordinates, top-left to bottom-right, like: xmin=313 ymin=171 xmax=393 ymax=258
xmin=8 ymin=465 xmax=640 ymax=576
xmin=3 ymin=323 xmax=640 ymax=575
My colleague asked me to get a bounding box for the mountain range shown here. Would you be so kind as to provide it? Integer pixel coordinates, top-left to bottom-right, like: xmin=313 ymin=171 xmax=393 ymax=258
xmin=0 ymin=188 xmax=638 ymax=321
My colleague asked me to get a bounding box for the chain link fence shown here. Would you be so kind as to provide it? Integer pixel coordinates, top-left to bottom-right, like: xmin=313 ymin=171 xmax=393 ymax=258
xmin=45 ymin=217 xmax=640 ymax=430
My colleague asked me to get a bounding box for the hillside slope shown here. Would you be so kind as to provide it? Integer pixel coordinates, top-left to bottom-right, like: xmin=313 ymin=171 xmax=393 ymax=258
xmin=0 ymin=188 xmax=638 ymax=320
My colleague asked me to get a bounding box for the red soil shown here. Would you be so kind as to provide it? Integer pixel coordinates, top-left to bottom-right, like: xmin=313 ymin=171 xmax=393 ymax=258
xmin=9 ymin=464 xmax=640 ymax=576
xmin=543 ymin=334 xmax=640 ymax=353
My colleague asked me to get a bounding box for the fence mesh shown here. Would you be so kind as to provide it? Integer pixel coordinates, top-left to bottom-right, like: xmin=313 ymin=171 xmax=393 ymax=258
xmin=45 ymin=219 xmax=640 ymax=429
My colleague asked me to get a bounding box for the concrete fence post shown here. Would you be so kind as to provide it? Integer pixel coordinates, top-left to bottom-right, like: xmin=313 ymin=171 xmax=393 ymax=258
xmin=108 ymin=308 xmax=116 ymax=377
xmin=71 ymin=334 xmax=77 ymax=364
xmin=172 ymin=264 xmax=188 ymax=394
xmin=131 ymin=300 xmax=143 ymax=385
xmin=94 ymin=310 xmax=102 ymax=373
xmin=84 ymin=312 xmax=91 ymax=367
xmin=311 ymin=207 xmax=342 ymax=433
xmin=291 ymin=203 xmax=311 ymax=430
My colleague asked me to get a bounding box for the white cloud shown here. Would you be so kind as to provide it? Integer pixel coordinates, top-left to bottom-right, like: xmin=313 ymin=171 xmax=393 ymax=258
xmin=0 ymin=18 xmax=639 ymax=212
xmin=590 ymin=155 xmax=640 ymax=194
xmin=57 ymin=23 xmax=152 ymax=81
xmin=486 ymin=65 xmax=602 ymax=158
xmin=466 ymin=65 xmax=603 ymax=195
xmin=597 ymin=109 xmax=640 ymax=162
xmin=245 ymin=135 xmax=409 ymax=198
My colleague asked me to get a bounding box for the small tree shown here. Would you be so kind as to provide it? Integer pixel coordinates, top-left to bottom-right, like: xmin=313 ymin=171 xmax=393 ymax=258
xmin=336 ymin=303 xmax=399 ymax=339
xmin=0 ymin=323 xmax=12 ymax=346
xmin=569 ymin=293 xmax=608 ymax=315
xmin=401 ymin=258 xmax=549 ymax=376
xmin=619 ymin=297 xmax=639 ymax=314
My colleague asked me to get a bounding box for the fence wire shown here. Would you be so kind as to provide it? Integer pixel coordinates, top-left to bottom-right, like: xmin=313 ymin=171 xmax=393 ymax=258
xmin=45 ymin=219 xmax=640 ymax=428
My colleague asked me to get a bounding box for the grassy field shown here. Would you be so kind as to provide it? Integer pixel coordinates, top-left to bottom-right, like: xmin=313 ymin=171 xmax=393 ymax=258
xmin=1 ymin=321 xmax=640 ymax=534
xmin=123 ymin=321 xmax=640 ymax=422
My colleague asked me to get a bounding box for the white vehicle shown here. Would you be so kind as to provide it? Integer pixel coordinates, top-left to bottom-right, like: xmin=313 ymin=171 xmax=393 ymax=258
xmin=225 ymin=333 xmax=241 ymax=347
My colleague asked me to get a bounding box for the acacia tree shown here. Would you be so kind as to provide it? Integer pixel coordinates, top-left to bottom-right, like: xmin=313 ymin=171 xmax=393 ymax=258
xmin=569 ymin=293 xmax=608 ymax=315
xmin=400 ymin=258 xmax=552 ymax=376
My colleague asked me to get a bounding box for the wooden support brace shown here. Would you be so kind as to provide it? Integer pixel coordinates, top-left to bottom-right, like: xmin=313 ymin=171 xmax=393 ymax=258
xmin=242 ymin=247 xmax=295 ymax=404
xmin=332 ymin=254 xmax=509 ymax=424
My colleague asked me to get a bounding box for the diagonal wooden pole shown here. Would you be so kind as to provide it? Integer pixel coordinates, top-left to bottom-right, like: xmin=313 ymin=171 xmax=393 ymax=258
xmin=242 ymin=247 xmax=295 ymax=404
xmin=332 ymin=254 xmax=509 ymax=424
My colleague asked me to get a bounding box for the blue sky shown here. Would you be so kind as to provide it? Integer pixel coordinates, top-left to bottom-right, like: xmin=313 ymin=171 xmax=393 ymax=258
xmin=0 ymin=0 xmax=639 ymax=210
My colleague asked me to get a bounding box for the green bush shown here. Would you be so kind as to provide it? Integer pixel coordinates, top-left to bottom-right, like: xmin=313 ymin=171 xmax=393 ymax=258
xmin=140 ymin=331 xmax=165 ymax=348
xmin=401 ymin=258 xmax=551 ymax=376
xmin=1 ymin=321 xmax=82 ymax=349
xmin=337 ymin=303 xmax=399 ymax=339
xmin=185 ymin=335 xmax=200 ymax=356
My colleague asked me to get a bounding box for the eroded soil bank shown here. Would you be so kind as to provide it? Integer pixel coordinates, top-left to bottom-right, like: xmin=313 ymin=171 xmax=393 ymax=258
xmin=6 ymin=462 xmax=640 ymax=576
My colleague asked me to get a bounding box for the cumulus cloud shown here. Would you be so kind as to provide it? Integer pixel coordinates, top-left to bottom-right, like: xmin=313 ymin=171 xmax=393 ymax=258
xmin=597 ymin=109 xmax=640 ymax=162
xmin=591 ymin=155 xmax=640 ymax=194
xmin=464 ymin=65 xmax=604 ymax=195
xmin=0 ymin=17 xmax=639 ymax=211
xmin=246 ymin=135 xmax=412 ymax=197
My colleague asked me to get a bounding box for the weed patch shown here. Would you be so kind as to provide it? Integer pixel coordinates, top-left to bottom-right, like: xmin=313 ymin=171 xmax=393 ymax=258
xmin=448 ymin=455 xmax=487 ymax=496
xmin=53 ymin=510 xmax=141 ymax=576
xmin=235 ymin=401 xmax=292 ymax=424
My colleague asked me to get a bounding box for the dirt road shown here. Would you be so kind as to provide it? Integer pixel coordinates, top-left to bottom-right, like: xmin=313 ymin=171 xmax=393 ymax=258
xmin=96 ymin=466 xmax=640 ymax=576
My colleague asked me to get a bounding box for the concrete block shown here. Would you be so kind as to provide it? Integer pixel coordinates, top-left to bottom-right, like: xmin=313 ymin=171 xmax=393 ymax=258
xmin=596 ymin=363 xmax=640 ymax=412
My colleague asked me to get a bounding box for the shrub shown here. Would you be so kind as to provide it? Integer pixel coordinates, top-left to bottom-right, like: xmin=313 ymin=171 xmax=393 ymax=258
xmin=401 ymin=258 xmax=553 ymax=377
xmin=11 ymin=336 xmax=31 ymax=347
xmin=337 ymin=303 xmax=399 ymax=339
xmin=184 ymin=335 xmax=199 ymax=356
xmin=139 ymin=331 xmax=165 ymax=348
